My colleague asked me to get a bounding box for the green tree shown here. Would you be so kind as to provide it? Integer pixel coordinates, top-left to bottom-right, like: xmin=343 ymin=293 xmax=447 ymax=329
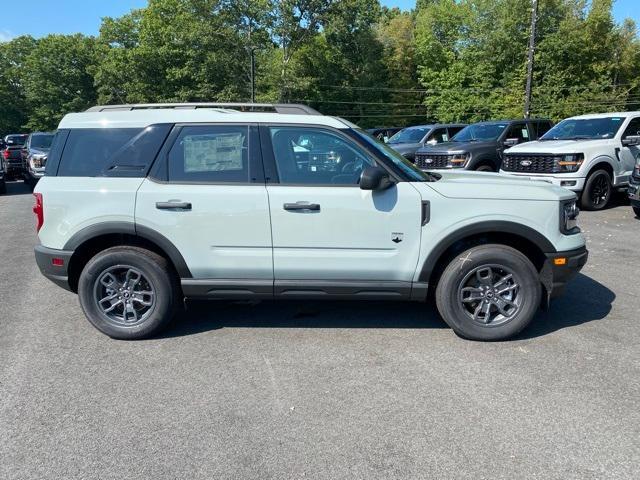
xmin=22 ymin=34 xmax=98 ymax=131
xmin=0 ymin=36 xmax=37 ymax=133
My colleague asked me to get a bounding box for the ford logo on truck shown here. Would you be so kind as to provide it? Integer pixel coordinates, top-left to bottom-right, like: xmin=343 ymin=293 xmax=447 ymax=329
xmin=520 ymin=160 xmax=532 ymax=167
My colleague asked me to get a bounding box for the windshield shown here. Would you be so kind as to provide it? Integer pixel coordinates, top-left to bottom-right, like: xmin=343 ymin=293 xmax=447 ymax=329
xmin=452 ymin=123 xmax=509 ymax=142
xmin=540 ymin=117 xmax=625 ymax=140
xmin=388 ymin=127 xmax=431 ymax=144
xmin=5 ymin=135 xmax=27 ymax=145
xmin=354 ymin=129 xmax=433 ymax=182
xmin=30 ymin=134 xmax=54 ymax=149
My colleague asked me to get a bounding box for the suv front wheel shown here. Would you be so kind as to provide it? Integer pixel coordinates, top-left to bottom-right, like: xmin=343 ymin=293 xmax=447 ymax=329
xmin=78 ymin=246 xmax=179 ymax=339
xmin=435 ymin=244 xmax=541 ymax=341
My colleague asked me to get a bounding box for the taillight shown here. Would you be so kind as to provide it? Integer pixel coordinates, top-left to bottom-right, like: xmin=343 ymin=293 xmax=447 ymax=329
xmin=33 ymin=193 xmax=44 ymax=232
xmin=2 ymin=150 xmax=9 ymax=159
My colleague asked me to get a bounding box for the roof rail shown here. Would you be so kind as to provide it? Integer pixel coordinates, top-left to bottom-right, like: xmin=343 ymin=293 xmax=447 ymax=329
xmin=85 ymin=103 xmax=322 ymax=115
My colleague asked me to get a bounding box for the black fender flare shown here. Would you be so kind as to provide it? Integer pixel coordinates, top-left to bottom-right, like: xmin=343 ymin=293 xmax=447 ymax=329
xmin=64 ymin=221 xmax=192 ymax=278
xmin=418 ymin=220 xmax=556 ymax=282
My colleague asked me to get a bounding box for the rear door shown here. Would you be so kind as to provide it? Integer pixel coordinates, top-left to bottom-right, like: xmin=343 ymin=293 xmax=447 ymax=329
xmin=618 ymin=117 xmax=640 ymax=182
xmin=135 ymin=124 xmax=273 ymax=285
xmin=261 ymin=124 xmax=422 ymax=295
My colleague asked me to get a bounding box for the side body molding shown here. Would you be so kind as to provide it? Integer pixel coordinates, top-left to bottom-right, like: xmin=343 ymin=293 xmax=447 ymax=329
xmin=418 ymin=220 xmax=557 ymax=282
xmin=63 ymin=221 xmax=193 ymax=278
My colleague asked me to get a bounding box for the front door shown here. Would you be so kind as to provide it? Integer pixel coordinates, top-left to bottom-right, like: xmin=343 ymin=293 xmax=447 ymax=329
xmin=618 ymin=117 xmax=640 ymax=182
xmin=261 ymin=125 xmax=423 ymax=292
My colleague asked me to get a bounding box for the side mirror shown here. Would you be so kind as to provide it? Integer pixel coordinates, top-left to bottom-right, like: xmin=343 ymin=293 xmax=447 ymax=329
xmin=503 ymin=138 xmax=519 ymax=147
xmin=622 ymin=135 xmax=640 ymax=147
xmin=360 ymin=166 xmax=394 ymax=191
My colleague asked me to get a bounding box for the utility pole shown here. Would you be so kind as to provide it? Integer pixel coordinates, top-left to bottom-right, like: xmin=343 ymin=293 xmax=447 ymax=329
xmin=524 ymin=0 xmax=538 ymax=118
xmin=250 ymin=47 xmax=256 ymax=103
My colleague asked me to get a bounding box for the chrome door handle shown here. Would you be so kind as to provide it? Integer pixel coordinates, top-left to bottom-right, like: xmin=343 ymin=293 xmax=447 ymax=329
xmin=283 ymin=202 xmax=320 ymax=212
xmin=156 ymin=201 xmax=192 ymax=211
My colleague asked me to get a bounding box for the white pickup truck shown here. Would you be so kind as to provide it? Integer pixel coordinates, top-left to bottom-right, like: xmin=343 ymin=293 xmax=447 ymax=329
xmin=500 ymin=112 xmax=640 ymax=210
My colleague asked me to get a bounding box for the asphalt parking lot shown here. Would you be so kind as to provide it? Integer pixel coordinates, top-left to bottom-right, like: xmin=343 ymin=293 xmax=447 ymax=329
xmin=1 ymin=180 xmax=639 ymax=479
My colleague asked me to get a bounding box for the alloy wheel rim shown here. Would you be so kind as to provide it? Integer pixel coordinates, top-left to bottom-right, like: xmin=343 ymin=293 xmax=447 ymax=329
xmin=93 ymin=266 xmax=156 ymax=326
xmin=590 ymin=174 xmax=610 ymax=205
xmin=457 ymin=264 xmax=522 ymax=326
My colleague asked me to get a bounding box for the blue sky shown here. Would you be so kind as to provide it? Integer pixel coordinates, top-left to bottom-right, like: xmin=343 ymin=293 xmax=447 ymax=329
xmin=0 ymin=0 xmax=638 ymax=41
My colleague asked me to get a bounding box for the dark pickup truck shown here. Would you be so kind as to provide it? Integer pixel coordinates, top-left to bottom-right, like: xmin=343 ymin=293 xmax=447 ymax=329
xmin=414 ymin=119 xmax=553 ymax=172
xmin=2 ymin=134 xmax=29 ymax=180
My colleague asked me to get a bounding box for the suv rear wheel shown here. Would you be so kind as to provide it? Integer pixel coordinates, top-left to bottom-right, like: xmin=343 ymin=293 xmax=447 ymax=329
xmin=78 ymin=246 xmax=179 ymax=339
xmin=580 ymin=169 xmax=611 ymax=210
xmin=435 ymin=244 xmax=541 ymax=341
xmin=0 ymin=178 xmax=6 ymax=194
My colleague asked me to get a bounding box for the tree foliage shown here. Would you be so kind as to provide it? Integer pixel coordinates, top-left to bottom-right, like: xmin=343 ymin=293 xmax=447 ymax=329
xmin=1 ymin=0 xmax=639 ymax=132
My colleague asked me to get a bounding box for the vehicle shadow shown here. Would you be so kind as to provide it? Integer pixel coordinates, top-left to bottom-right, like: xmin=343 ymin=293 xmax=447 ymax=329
xmin=516 ymin=273 xmax=615 ymax=339
xmin=2 ymin=180 xmax=32 ymax=196
xmin=160 ymin=273 xmax=613 ymax=340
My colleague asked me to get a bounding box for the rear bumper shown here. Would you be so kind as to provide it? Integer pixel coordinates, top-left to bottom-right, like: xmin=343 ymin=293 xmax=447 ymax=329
xmin=542 ymin=246 xmax=588 ymax=299
xmin=34 ymin=245 xmax=74 ymax=292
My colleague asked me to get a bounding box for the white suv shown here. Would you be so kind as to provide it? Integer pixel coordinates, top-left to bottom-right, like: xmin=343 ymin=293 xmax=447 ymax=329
xmin=34 ymin=103 xmax=587 ymax=341
xmin=500 ymin=112 xmax=640 ymax=210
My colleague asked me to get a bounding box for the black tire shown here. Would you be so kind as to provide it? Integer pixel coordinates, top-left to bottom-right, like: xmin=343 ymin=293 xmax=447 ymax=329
xmin=633 ymin=206 xmax=640 ymax=218
xmin=435 ymin=244 xmax=541 ymax=341
xmin=0 ymin=179 xmax=6 ymax=194
xmin=78 ymin=246 xmax=180 ymax=339
xmin=580 ymin=169 xmax=612 ymax=210
xmin=474 ymin=163 xmax=495 ymax=172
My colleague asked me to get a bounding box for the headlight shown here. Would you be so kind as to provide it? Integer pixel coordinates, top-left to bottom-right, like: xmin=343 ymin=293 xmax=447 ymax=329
xmin=30 ymin=155 xmax=46 ymax=168
xmin=448 ymin=152 xmax=470 ymax=168
xmin=560 ymin=199 xmax=580 ymax=234
xmin=554 ymin=153 xmax=584 ymax=173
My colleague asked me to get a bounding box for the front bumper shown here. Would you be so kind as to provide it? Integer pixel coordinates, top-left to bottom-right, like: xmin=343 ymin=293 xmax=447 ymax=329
xmin=500 ymin=171 xmax=586 ymax=191
xmin=35 ymin=245 xmax=74 ymax=292
xmin=541 ymin=246 xmax=588 ymax=300
xmin=628 ymin=176 xmax=640 ymax=207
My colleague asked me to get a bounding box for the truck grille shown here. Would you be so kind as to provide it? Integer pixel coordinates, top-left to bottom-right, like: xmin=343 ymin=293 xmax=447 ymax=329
xmin=414 ymin=153 xmax=452 ymax=169
xmin=502 ymin=154 xmax=557 ymax=173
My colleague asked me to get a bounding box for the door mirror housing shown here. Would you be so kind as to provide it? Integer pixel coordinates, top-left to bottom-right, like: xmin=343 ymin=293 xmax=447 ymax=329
xmin=359 ymin=166 xmax=394 ymax=191
xmin=503 ymin=138 xmax=519 ymax=147
xmin=622 ymin=135 xmax=640 ymax=147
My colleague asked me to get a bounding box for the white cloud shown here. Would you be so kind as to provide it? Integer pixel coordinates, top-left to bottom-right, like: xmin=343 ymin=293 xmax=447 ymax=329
xmin=0 ymin=29 xmax=15 ymax=43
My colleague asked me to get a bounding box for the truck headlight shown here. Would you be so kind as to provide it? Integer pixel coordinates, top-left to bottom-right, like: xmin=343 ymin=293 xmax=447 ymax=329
xmin=30 ymin=155 xmax=46 ymax=169
xmin=560 ymin=199 xmax=580 ymax=234
xmin=555 ymin=153 xmax=584 ymax=173
xmin=448 ymin=152 xmax=470 ymax=168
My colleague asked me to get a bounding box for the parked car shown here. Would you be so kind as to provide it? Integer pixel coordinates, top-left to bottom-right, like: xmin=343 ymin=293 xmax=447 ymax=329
xmin=501 ymin=113 xmax=640 ymax=210
xmin=366 ymin=127 xmax=403 ymax=143
xmin=34 ymin=102 xmax=586 ymax=341
xmin=414 ymin=119 xmax=552 ymax=172
xmin=21 ymin=132 xmax=54 ymax=187
xmin=387 ymin=124 xmax=467 ymax=161
xmin=0 ymin=151 xmax=5 ymax=194
xmin=2 ymin=134 xmax=29 ymax=179
xmin=628 ymin=154 xmax=640 ymax=218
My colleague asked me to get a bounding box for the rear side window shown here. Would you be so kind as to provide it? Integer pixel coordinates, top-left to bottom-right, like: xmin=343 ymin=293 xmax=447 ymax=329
xmin=168 ymin=125 xmax=250 ymax=183
xmin=57 ymin=125 xmax=170 ymax=177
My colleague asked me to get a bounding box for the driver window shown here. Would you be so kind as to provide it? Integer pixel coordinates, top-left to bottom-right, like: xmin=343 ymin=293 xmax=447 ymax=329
xmin=269 ymin=127 xmax=376 ymax=185
xmin=622 ymin=118 xmax=640 ymax=138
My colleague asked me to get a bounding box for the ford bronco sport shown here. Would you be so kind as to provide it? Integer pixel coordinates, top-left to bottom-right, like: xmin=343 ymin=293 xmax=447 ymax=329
xmin=34 ymin=103 xmax=587 ymax=341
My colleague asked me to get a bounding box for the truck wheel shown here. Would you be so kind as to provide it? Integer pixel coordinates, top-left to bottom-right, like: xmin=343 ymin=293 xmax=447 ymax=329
xmin=78 ymin=246 xmax=180 ymax=339
xmin=580 ymin=169 xmax=611 ymax=210
xmin=474 ymin=163 xmax=495 ymax=172
xmin=435 ymin=244 xmax=541 ymax=341
xmin=633 ymin=206 xmax=640 ymax=218
xmin=0 ymin=178 xmax=6 ymax=194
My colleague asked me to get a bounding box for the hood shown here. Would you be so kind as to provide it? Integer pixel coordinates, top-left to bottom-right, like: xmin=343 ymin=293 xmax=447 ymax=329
xmin=31 ymin=148 xmax=50 ymax=156
xmin=426 ymin=170 xmax=575 ymax=201
xmin=506 ymin=139 xmax=613 ymax=154
xmin=388 ymin=142 xmax=422 ymax=154
xmin=418 ymin=140 xmax=496 ymax=154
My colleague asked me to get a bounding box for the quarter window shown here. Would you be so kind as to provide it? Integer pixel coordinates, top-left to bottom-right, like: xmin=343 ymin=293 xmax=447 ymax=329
xmin=168 ymin=125 xmax=250 ymax=183
xmin=268 ymin=127 xmax=376 ymax=185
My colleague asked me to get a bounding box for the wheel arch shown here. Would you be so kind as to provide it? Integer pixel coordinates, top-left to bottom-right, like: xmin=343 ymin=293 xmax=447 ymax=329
xmin=585 ymin=156 xmax=615 ymax=179
xmin=419 ymin=221 xmax=554 ymax=290
xmin=65 ymin=222 xmax=191 ymax=293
